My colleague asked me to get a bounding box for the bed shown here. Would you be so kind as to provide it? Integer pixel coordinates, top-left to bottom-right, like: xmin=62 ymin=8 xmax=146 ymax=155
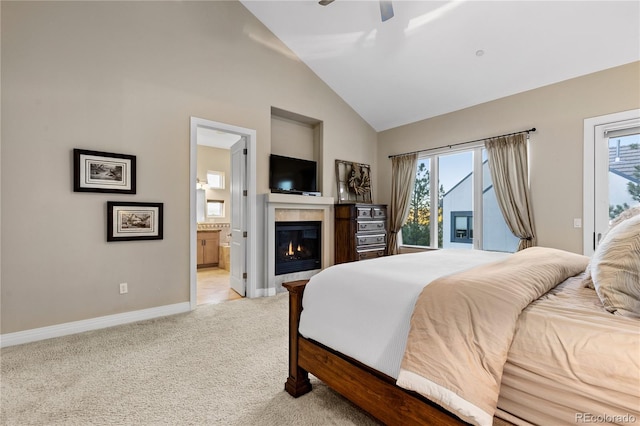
xmin=283 ymin=238 xmax=640 ymax=425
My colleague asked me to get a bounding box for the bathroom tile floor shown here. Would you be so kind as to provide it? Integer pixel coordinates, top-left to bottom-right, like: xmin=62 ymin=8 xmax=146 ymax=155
xmin=197 ymin=267 xmax=243 ymax=305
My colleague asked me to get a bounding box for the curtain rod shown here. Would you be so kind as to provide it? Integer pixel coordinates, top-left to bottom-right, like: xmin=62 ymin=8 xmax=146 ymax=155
xmin=388 ymin=127 xmax=536 ymax=159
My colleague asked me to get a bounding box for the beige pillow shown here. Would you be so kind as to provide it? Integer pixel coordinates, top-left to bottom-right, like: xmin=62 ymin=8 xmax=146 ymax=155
xmin=584 ymin=205 xmax=640 ymax=288
xmin=591 ymin=214 xmax=640 ymax=317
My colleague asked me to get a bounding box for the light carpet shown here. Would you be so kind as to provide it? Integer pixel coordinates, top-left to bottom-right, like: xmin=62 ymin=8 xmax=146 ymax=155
xmin=1 ymin=293 xmax=380 ymax=425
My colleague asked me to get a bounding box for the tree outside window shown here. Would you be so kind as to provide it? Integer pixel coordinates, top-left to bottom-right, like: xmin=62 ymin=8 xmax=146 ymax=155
xmin=401 ymin=161 xmax=445 ymax=247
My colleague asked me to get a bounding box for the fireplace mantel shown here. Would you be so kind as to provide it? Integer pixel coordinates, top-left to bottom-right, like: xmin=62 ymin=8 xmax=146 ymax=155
xmin=266 ymin=193 xmax=334 ymax=206
xmin=266 ymin=193 xmax=335 ymax=295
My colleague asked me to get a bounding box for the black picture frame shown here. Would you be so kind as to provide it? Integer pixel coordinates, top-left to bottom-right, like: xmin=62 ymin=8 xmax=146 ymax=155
xmin=107 ymin=202 xmax=163 ymax=242
xmin=74 ymin=149 xmax=136 ymax=194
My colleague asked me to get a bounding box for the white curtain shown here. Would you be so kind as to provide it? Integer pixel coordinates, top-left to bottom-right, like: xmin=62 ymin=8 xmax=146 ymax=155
xmin=388 ymin=153 xmax=418 ymax=255
xmin=485 ymin=133 xmax=537 ymax=251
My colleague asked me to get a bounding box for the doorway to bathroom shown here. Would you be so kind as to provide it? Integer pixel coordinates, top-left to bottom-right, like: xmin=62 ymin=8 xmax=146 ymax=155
xmin=189 ymin=117 xmax=257 ymax=308
xmin=195 ymin=134 xmax=237 ymax=305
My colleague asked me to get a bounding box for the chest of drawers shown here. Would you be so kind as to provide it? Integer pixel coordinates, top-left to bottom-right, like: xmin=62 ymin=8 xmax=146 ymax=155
xmin=334 ymin=203 xmax=388 ymax=264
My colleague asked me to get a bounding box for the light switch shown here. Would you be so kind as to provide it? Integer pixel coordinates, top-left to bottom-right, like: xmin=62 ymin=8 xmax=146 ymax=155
xmin=573 ymin=218 xmax=582 ymax=228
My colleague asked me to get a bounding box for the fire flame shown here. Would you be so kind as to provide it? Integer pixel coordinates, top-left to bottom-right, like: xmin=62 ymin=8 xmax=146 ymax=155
xmin=286 ymin=241 xmax=303 ymax=256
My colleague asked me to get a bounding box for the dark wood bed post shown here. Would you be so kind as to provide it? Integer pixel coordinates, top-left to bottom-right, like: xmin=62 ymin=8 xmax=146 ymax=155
xmin=282 ymin=280 xmax=312 ymax=397
xmin=282 ymin=279 xmax=465 ymax=425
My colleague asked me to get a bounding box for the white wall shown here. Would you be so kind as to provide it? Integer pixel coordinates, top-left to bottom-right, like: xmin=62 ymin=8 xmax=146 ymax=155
xmin=271 ymin=115 xmax=315 ymax=161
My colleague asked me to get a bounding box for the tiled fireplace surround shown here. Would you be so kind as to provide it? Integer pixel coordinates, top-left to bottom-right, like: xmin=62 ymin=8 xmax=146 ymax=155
xmin=266 ymin=193 xmax=334 ymax=295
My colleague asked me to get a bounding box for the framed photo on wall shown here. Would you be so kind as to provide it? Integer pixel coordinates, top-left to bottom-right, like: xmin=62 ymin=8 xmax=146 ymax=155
xmin=335 ymin=159 xmax=372 ymax=204
xmin=107 ymin=202 xmax=163 ymax=242
xmin=74 ymin=149 xmax=136 ymax=194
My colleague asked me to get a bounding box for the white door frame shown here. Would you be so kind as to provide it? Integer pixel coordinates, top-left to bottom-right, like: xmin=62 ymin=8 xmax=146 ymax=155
xmin=189 ymin=117 xmax=257 ymax=309
xmin=583 ymin=108 xmax=640 ymax=256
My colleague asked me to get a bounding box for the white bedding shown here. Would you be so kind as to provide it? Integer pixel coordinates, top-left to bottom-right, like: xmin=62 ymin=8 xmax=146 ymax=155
xmin=298 ymin=249 xmax=510 ymax=378
xmin=299 ymin=249 xmax=640 ymax=425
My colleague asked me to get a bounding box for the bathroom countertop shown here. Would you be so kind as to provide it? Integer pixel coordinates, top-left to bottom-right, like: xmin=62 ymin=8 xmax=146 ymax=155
xmin=197 ymin=222 xmax=229 ymax=230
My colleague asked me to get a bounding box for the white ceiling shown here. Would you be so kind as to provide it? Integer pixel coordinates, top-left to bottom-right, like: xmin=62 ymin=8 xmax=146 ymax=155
xmin=197 ymin=127 xmax=242 ymax=149
xmin=241 ymin=0 xmax=640 ymax=132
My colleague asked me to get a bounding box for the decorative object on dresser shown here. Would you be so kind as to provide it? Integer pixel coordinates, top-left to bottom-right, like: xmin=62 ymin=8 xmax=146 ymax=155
xmin=73 ymin=149 xmax=136 ymax=194
xmin=335 ymin=160 xmax=372 ymax=204
xmin=196 ymin=230 xmax=220 ymax=268
xmin=334 ymin=204 xmax=387 ymax=264
xmin=107 ymin=202 xmax=163 ymax=242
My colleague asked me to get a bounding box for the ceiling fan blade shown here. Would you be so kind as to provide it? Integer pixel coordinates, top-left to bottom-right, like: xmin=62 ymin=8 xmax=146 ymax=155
xmin=379 ymin=0 xmax=394 ymax=22
xmin=319 ymin=0 xmax=394 ymax=23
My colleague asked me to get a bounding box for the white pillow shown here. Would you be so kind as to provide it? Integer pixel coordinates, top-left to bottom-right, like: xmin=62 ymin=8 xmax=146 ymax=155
xmin=583 ymin=205 xmax=640 ymax=288
xmin=591 ymin=214 xmax=640 ymax=317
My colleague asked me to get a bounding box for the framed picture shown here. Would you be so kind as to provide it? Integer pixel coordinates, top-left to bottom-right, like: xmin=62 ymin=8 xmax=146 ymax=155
xmin=335 ymin=159 xmax=372 ymax=204
xmin=107 ymin=202 xmax=163 ymax=242
xmin=74 ymin=149 xmax=136 ymax=194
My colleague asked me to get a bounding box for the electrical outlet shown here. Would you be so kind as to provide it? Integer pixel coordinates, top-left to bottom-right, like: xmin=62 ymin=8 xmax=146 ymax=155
xmin=119 ymin=282 xmax=128 ymax=294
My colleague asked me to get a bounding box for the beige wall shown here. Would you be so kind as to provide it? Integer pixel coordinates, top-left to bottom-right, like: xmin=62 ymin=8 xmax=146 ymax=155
xmin=377 ymin=62 xmax=640 ymax=254
xmin=271 ymin=115 xmax=315 ymax=161
xmin=0 ymin=1 xmax=377 ymax=333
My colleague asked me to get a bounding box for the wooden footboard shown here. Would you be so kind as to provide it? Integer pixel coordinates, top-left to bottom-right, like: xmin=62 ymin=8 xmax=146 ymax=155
xmin=283 ymin=280 xmax=465 ymax=426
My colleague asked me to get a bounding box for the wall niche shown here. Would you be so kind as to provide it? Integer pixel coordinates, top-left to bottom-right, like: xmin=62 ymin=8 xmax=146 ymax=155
xmin=270 ymin=107 xmax=323 ymax=194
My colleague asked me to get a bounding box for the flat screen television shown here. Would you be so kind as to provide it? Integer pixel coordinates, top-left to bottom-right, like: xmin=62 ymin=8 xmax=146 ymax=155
xmin=269 ymin=154 xmax=317 ymax=194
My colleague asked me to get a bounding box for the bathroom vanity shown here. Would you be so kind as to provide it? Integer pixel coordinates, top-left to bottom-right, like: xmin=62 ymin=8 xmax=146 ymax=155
xmin=196 ymin=229 xmax=220 ymax=268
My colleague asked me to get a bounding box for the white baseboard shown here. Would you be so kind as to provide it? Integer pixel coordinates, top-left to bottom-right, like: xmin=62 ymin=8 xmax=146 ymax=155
xmin=0 ymin=302 xmax=191 ymax=348
xmin=254 ymin=287 xmax=277 ymax=297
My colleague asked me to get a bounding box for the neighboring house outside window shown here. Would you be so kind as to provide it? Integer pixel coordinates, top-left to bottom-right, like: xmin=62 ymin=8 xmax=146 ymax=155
xmin=451 ymin=211 xmax=473 ymax=243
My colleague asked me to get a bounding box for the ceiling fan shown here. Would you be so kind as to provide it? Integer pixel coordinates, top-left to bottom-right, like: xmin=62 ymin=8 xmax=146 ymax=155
xmin=318 ymin=0 xmax=395 ymax=23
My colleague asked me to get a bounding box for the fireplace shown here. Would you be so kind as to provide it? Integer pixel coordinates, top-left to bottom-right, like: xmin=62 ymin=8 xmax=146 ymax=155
xmin=275 ymin=221 xmax=321 ymax=275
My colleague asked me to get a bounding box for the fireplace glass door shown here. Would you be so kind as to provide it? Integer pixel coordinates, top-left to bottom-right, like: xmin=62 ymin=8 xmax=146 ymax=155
xmin=275 ymin=221 xmax=321 ymax=275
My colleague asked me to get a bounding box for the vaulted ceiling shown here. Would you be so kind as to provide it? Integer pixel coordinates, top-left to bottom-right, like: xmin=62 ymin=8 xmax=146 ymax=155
xmin=241 ymin=1 xmax=640 ymax=131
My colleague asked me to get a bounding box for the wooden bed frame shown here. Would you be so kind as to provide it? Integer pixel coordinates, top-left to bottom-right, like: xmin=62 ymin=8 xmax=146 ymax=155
xmin=283 ymin=280 xmax=465 ymax=426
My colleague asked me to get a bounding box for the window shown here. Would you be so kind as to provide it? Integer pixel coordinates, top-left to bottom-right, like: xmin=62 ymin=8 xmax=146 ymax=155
xmin=451 ymin=211 xmax=473 ymax=243
xmin=400 ymin=146 xmax=518 ymax=253
xmin=207 ymin=170 xmax=225 ymax=189
xmin=207 ymin=200 xmax=224 ymax=218
xmin=607 ymin=132 xmax=640 ymax=218
xmin=584 ymin=110 xmax=640 ymax=254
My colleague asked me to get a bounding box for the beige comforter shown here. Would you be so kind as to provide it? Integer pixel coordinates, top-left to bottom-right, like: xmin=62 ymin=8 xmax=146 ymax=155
xmin=396 ymin=247 xmax=590 ymax=426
